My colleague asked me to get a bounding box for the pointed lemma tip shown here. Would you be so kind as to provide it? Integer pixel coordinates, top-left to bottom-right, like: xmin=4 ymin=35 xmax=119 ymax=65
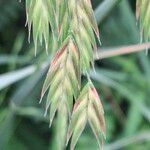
xmin=98 ymin=37 xmax=102 ymax=46
xmin=96 ymin=52 xmax=100 ymax=60
xmin=66 ymin=137 xmax=69 ymax=146
xmin=25 ymin=19 xmax=27 ymax=27
xmin=28 ymin=34 xmax=30 ymax=43
xmin=44 ymin=109 xmax=47 ymax=117
xmin=66 ymin=131 xmax=71 ymax=146
xmin=39 ymin=95 xmax=43 ymax=104
xmin=92 ymin=66 xmax=97 ymax=75
xmin=46 ymin=45 xmax=48 ymax=55
xmin=44 ymin=104 xmax=49 ymax=116
xmin=49 ymin=120 xmax=52 ymax=128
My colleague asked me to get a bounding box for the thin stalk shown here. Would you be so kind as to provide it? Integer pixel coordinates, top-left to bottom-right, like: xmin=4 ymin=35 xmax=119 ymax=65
xmin=95 ymin=42 xmax=150 ymax=60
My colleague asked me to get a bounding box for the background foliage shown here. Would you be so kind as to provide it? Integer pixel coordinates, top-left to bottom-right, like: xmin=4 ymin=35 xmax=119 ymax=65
xmin=0 ymin=0 xmax=150 ymax=150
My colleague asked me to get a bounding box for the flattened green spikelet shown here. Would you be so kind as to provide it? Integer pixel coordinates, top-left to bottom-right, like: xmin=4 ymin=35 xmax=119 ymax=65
xmin=41 ymin=38 xmax=80 ymax=126
xmin=67 ymin=82 xmax=106 ymax=150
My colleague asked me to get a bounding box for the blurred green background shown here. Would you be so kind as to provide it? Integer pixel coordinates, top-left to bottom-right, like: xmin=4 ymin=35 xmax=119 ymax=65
xmin=0 ymin=0 xmax=150 ymax=150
